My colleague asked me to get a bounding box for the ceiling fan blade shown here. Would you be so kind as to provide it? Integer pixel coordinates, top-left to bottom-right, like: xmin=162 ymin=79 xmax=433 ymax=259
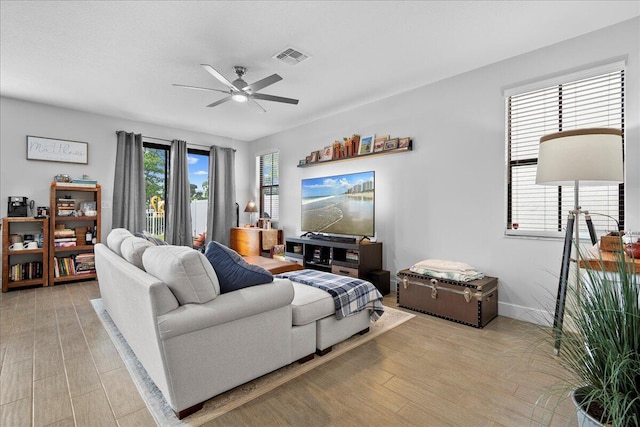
xmin=243 ymin=74 xmax=282 ymax=93
xmin=201 ymin=64 xmax=236 ymax=91
xmin=252 ymin=93 xmax=299 ymax=105
xmin=249 ymin=97 xmax=267 ymax=113
xmin=206 ymin=96 xmax=232 ymax=108
xmin=173 ymin=84 xmax=229 ymax=94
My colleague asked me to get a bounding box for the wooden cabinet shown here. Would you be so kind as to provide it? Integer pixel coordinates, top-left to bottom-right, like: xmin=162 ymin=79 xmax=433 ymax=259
xmin=284 ymin=237 xmax=382 ymax=280
xmin=230 ymin=227 xmax=283 ymax=256
xmin=49 ymin=183 xmax=101 ymax=284
xmin=2 ymin=217 xmax=49 ymax=292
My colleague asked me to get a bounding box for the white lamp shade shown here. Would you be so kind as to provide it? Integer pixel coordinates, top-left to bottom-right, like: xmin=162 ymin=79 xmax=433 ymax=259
xmin=535 ymin=128 xmax=623 ymax=186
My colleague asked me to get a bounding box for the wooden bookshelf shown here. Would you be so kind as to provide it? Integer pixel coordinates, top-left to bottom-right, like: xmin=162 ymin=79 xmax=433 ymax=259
xmin=49 ymin=182 xmax=101 ymax=284
xmin=2 ymin=217 xmax=49 ymax=292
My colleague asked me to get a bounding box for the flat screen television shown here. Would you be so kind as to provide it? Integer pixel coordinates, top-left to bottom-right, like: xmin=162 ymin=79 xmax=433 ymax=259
xmin=301 ymin=171 xmax=375 ymax=237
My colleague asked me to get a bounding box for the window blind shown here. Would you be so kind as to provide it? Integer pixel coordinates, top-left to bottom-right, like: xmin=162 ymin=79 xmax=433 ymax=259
xmin=259 ymin=151 xmax=279 ymax=221
xmin=506 ymin=69 xmax=624 ymax=237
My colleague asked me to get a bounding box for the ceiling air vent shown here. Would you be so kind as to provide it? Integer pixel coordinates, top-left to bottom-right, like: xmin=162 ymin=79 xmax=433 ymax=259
xmin=273 ymin=47 xmax=310 ymax=65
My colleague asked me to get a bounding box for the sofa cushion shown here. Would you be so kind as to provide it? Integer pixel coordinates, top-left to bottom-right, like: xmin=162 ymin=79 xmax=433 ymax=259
xmin=106 ymin=228 xmax=134 ymax=256
xmin=120 ymin=236 xmax=154 ymax=270
xmin=143 ymin=246 xmax=220 ymax=305
xmin=204 ymin=241 xmax=273 ymax=293
xmin=290 ymin=282 xmax=335 ymax=326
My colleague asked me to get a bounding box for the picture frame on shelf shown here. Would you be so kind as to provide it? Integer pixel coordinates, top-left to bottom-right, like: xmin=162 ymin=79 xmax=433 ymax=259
xmin=310 ymin=150 xmax=320 ymax=163
xmin=398 ymin=137 xmax=411 ymax=149
xmin=358 ymin=136 xmax=373 ymax=155
xmin=373 ymin=135 xmax=389 ymax=152
xmin=322 ymin=146 xmax=333 ymax=161
xmin=384 ymin=138 xmax=399 ymax=150
xmin=80 ymin=201 xmax=97 ymax=216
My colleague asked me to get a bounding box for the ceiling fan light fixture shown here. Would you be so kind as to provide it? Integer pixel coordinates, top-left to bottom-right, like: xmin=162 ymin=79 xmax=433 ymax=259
xmin=176 ymin=64 xmax=299 ymax=111
xmin=232 ymin=93 xmax=248 ymax=103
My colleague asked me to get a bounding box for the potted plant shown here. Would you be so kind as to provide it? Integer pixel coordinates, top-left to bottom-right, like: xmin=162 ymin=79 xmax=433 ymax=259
xmin=549 ymin=250 xmax=639 ymax=426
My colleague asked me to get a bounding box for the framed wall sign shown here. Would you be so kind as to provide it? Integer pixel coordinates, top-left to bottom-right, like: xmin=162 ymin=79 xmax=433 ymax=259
xmin=26 ymin=136 xmax=88 ymax=164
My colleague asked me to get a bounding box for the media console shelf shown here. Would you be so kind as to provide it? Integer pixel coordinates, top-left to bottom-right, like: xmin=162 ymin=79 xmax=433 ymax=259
xmin=284 ymin=236 xmax=382 ymax=280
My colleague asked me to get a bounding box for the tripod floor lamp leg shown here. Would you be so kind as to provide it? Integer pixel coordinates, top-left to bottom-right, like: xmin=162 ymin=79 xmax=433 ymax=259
xmin=553 ymin=214 xmax=575 ymax=355
xmin=584 ymin=214 xmax=598 ymax=245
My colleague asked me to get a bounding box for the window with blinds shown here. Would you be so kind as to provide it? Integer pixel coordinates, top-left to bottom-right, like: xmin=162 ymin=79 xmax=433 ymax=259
xmin=258 ymin=151 xmax=279 ymax=221
xmin=506 ymin=67 xmax=624 ymax=237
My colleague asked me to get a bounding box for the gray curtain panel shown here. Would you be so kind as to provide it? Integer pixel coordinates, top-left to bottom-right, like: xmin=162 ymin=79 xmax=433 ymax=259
xmin=207 ymin=146 xmax=236 ymax=246
xmin=112 ymin=131 xmax=145 ymax=231
xmin=165 ymin=139 xmax=193 ymax=246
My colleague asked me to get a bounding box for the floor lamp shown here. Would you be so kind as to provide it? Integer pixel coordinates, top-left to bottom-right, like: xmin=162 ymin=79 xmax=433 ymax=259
xmin=535 ymin=128 xmax=623 ymax=355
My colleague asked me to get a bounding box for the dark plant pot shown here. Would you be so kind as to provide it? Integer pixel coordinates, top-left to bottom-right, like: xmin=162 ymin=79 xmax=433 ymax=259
xmin=571 ymin=388 xmax=604 ymax=427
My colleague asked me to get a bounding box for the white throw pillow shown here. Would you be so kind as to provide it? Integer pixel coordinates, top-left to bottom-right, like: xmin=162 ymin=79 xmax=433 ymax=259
xmin=120 ymin=236 xmax=153 ymax=270
xmin=143 ymin=246 xmax=220 ymax=305
xmin=106 ymin=228 xmax=134 ymax=256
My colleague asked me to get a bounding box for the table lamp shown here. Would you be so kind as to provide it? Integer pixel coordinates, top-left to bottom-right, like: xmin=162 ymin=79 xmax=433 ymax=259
xmin=244 ymin=201 xmax=258 ymax=227
xmin=536 ymin=127 xmax=623 ymax=354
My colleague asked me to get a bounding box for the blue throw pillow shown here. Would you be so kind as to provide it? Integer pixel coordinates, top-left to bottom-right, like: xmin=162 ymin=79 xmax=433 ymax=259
xmin=204 ymin=241 xmax=273 ymax=293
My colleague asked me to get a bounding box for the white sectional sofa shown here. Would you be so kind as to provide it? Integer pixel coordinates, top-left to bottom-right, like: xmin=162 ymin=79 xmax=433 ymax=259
xmin=94 ymin=229 xmax=374 ymax=418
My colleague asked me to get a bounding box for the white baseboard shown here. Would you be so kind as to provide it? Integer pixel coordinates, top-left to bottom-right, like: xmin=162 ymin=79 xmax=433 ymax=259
xmin=498 ymin=301 xmax=553 ymax=326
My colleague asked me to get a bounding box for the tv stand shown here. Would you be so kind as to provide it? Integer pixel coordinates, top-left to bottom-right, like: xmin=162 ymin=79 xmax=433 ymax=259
xmin=284 ymin=236 xmax=382 ymax=280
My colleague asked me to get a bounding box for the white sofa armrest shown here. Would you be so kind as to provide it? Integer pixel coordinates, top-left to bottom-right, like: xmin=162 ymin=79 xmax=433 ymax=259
xmin=156 ymin=278 xmax=294 ymax=340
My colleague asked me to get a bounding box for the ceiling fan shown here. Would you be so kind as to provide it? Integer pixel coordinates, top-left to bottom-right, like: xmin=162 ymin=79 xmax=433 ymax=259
xmin=173 ymin=65 xmax=299 ymax=112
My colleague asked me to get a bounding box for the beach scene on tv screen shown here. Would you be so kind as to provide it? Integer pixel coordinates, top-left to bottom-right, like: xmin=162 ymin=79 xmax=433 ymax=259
xmin=302 ymin=171 xmax=374 ymax=236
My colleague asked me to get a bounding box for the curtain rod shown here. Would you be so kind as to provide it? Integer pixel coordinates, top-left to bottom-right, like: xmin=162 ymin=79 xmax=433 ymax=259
xmin=115 ymin=132 xmax=235 ymax=151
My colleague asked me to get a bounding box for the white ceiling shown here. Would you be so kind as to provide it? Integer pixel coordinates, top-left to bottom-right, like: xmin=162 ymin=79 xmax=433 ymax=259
xmin=1 ymin=1 xmax=638 ymax=142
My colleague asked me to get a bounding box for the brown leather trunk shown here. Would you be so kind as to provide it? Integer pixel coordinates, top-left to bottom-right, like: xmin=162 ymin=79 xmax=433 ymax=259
xmin=397 ymin=269 xmax=498 ymax=328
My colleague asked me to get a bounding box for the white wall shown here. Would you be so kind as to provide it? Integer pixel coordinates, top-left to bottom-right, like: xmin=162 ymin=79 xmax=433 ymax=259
xmin=248 ymin=18 xmax=639 ymax=324
xmin=0 ymin=98 xmax=251 ymax=243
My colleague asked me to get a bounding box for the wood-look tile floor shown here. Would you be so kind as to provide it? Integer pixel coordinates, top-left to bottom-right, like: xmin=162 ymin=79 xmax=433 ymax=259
xmin=0 ymin=281 xmax=576 ymax=426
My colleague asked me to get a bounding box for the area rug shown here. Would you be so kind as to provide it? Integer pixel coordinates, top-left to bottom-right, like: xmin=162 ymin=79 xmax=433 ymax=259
xmin=91 ymin=299 xmax=414 ymax=426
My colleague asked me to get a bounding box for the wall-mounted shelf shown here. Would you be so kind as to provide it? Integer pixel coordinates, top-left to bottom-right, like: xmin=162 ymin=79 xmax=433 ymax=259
xmin=297 ymin=141 xmax=412 ymax=168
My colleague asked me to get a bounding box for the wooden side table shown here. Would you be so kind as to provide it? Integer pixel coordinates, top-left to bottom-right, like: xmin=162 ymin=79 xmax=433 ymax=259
xmin=230 ymin=227 xmax=282 ymax=256
xmin=579 ymin=250 xmax=640 ymax=273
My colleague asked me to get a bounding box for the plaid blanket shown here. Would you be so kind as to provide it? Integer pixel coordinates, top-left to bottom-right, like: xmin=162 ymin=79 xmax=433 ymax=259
xmin=276 ymin=269 xmax=384 ymax=321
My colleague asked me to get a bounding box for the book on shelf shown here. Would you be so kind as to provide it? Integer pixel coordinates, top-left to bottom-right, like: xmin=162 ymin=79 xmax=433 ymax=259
xmin=74 ymin=252 xmax=95 ymax=274
xmin=54 ymin=241 xmax=77 ymax=247
xmin=72 ymin=179 xmax=98 ymax=184
xmin=346 ymin=250 xmax=359 ymax=262
xmin=54 ymin=229 xmax=75 ymax=238
xmin=54 ymin=256 xmax=78 ymax=277
xmin=10 ymin=261 xmax=42 ymax=281
xmin=54 ymin=237 xmax=77 ymax=242
xmin=55 ymin=182 xmax=97 ymax=188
